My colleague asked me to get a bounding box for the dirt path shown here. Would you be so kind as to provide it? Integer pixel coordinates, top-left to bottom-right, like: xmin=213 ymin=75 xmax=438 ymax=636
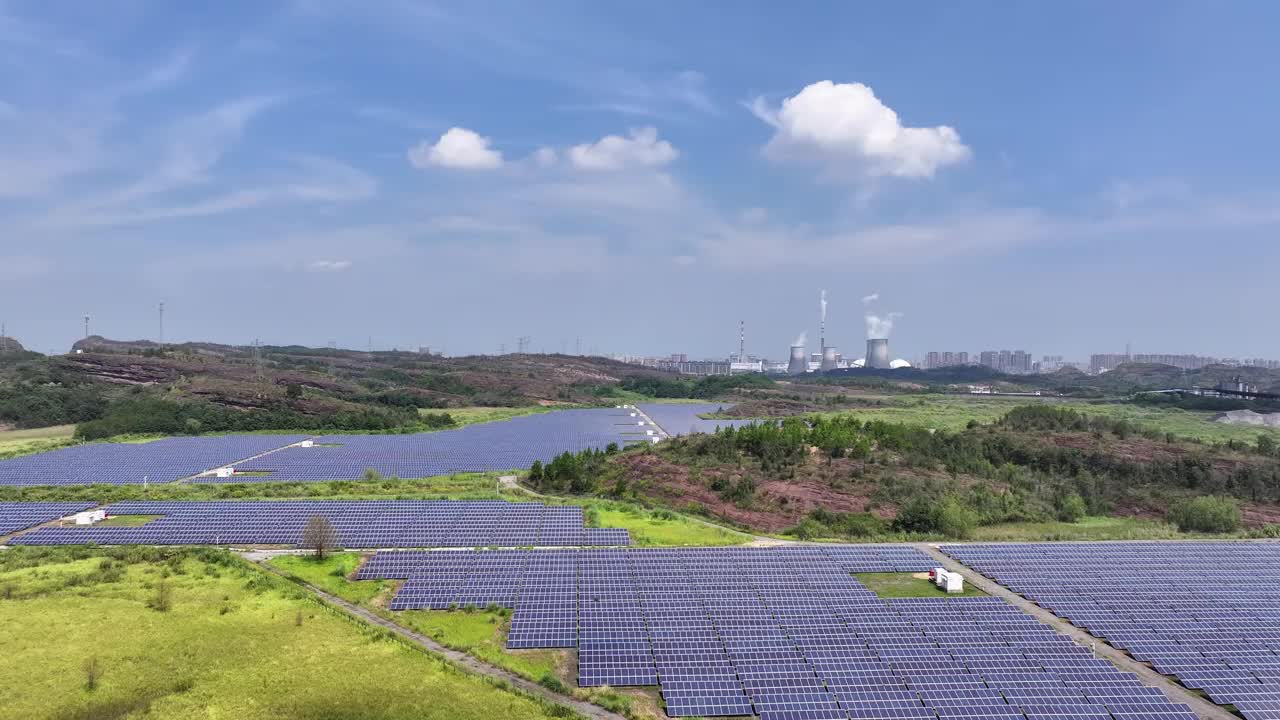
xmin=914 ymin=544 xmax=1237 ymax=720
xmin=250 ymin=558 xmax=625 ymax=720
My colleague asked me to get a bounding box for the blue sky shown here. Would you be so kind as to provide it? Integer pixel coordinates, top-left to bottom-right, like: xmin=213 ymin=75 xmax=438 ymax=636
xmin=2 ymin=1 xmax=1278 ymax=361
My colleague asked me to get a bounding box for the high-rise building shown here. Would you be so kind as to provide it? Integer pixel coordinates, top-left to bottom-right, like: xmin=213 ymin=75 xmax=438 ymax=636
xmin=979 ymin=349 xmax=1032 ymax=374
xmin=922 ymin=351 xmax=969 ymax=369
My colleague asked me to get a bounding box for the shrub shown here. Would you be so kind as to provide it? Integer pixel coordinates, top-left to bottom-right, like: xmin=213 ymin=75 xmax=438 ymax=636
xmin=148 ymin=579 xmax=174 ymax=612
xmin=538 ymin=673 xmax=568 ymax=694
xmin=83 ymin=656 xmax=102 ymax=691
xmin=1055 ymin=493 xmax=1088 ymax=523
xmin=1170 ymin=496 xmax=1241 ymax=533
xmin=892 ymin=497 xmax=942 ymax=534
xmin=937 ymin=500 xmax=978 ymax=539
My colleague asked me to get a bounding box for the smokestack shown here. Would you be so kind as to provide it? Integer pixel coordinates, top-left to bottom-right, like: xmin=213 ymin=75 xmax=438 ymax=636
xmin=821 ymin=347 xmax=838 ymax=372
xmin=788 ymin=345 xmax=807 ymax=375
xmin=866 ymin=339 xmax=890 ymax=369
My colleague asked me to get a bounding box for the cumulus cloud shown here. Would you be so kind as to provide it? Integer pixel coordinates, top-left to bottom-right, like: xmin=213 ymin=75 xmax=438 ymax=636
xmin=567 ymin=127 xmax=678 ymax=171
xmin=408 ymin=127 xmax=503 ymax=170
xmin=306 ymin=259 xmax=352 ymax=272
xmin=861 ymin=292 xmax=879 ymax=305
xmin=751 ymin=80 xmax=970 ymax=179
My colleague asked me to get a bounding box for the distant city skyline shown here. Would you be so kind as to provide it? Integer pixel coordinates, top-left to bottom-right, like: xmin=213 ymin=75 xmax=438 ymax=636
xmin=2 ymin=2 xmax=1278 ymax=358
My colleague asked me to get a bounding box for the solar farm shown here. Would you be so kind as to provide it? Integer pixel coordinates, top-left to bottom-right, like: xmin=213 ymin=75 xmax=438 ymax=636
xmin=0 ymin=434 xmax=308 ymax=486
xmin=357 ymin=545 xmax=1201 ymax=720
xmin=944 ymin=542 xmax=1280 ymax=720
xmin=9 ymin=500 xmax=628 ymax=548
xmin=0 ymin=406 xmax=744 ymax=486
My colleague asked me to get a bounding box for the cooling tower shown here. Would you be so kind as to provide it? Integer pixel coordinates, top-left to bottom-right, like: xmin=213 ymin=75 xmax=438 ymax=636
xmin=787 ymin=345 xmax=807 ymax=375
xmin=866 ymin=338 xmax=891 ymax=369
xmin=820 ymin=347 xmax=838 ymax=372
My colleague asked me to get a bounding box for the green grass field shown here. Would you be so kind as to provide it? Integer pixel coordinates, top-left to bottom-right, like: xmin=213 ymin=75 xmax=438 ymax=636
xmin=824 ymin=394 xmax=1280 ymax=443
xmin=423 ymin=406 xmax=554 ymax=428
xmin=95 ymin=514 xmax=164 ymax=527
xmin=0 ymin=424 xmax=78 ymax=459
xmin=0 ymin=548 xmax=576 ymax=720
xmin=855 ymin=572 xmax=988 ymax=598
xmin=584 ymin=503 xmax=753 ymax=546
xmin=971 ymin=515 xmax=1187 ymax=541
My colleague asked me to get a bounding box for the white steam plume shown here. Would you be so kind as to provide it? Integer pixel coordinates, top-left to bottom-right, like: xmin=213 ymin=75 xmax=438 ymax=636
xmin=820 ymin=289 xmax=828 ymax=323
xmin=861 ymin=292 xmax=880 ymax=305
xmin=865 ymin=311 xmax=903 ymax=339
xmin=793 ymin=331 xmax=807 ymax=347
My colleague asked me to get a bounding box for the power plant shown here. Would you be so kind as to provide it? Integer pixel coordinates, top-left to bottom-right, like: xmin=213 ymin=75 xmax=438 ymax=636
xmin=865 ymin=338 xmax=891 ymax=369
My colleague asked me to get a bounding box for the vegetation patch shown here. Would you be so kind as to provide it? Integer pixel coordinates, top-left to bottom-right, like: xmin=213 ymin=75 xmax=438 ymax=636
xmin=0 ymin=547 xmax=574 ymax=720
xmin=855 ymin=572 xmax=988 ymax=599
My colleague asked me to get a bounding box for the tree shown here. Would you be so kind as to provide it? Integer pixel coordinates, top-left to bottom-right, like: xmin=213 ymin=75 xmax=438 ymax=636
xmin=1170 ymin=496 xmax=1241 ymax=533
xmin=285 ymin=383 xmax=303 ymax=399
xmin=1055 ymin=493 xmax=1088 ymax=523
xmin=302 ymin=515 xmax=340 ymax=559
xmin=1259 ymin=434 xmax=1277 ymax=457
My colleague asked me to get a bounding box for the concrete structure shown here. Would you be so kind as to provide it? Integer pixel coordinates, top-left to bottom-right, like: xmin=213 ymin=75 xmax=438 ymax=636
xmin=820 ymin=347 xmax=838 ymax=372
xmin=866 ymin=339 xmax=891 ymax=369
xmin=74 ymin=509 xmax=106 ymax=525
xmin=889 ymin=358 xmax=912 ymax=369
xmin=787 ymin=345 xmax=807 ymax=375
xmin=933 ymin=567 xmax=965 ymax=594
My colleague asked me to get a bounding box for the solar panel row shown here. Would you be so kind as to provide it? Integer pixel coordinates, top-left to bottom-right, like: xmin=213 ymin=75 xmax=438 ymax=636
xmin=0 ymin=502 xmax=96 ymax=535
xmin=635 ymin=403 xmax=755 ymax=436
xmin=9 ymin=500 xmax=629 ymax=548
xmin=208 ymin=409 xmax=659 ymax=482
xmin=943 ymin=542 xmax=1280 ymax=720
xmin=363 ymin=546 xmax=1195 ymax=720
xmin=0 ymin=435 xmax=307 ymax=486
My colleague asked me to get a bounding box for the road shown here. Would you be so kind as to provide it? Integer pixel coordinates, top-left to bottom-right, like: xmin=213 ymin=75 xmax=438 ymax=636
xmin=251 ymin=558 xmax=626 ymax=720
xmin=915 ymin=544 xmax=1237 ymax=720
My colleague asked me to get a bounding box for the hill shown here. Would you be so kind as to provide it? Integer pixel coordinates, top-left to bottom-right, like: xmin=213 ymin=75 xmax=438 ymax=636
xmin=0 ymin=338 xmax=673 ymax=435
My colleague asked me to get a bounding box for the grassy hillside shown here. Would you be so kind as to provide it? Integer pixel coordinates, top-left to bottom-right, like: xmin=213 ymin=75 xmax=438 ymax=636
xmin=0 ymin=338 xmax=677 ymax=437
xmin=0 ymin=547 xmax=576 ymax=720
xmin=529 ymin=405 xmax=1280 ymax=540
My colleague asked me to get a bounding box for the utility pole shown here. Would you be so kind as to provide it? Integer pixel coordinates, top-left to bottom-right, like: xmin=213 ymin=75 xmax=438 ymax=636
xmin=253 ymin=339 xmax=264 ymax=381
xmin=576 ymin=337 xmax=581 ymax=356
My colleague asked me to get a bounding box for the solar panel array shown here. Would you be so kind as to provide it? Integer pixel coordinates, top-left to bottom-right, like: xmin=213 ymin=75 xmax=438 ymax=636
xmin=944 ymin=542 xmax=1280 ymax=720
xmin=0 ymin=502 xmax=95 ymax=536
xmin=636 ymin=403 xmax=754 ymax=436
xmin=361 ymin=546 xmax=1195 ymax=720
xmin=201 ymin=409 xmax=654 ymax=482
xmin=0 ymin=435 xmax=307 ymax=486
xmin=9 ymin=500 xmax=628 ymax=548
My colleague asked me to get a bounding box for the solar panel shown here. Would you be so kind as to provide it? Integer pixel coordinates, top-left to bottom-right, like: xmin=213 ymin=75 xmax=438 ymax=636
xmin=364 ymin=545 xmax=1193 ymax=719
xmin=943 ymin=541 xmax=1280 ymax=720
xmin=11 ymin=500 xmax=629 ymax=548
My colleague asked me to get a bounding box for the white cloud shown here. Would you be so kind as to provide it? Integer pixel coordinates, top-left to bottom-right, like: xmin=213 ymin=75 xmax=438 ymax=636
xmin=530 ymin=146 xmax=558 ymax=167
xmin=751 ymin=80 xmax=970 ymax=179
xmin=408 ymin=127 xmax=503 ymax=170
xmin=306 ymin=259 xmax=353 ymax=272
xmin=567 ymin=127 xmax=678 ymax=171
xmin=861 ymin=292 xmax=879 ymax=305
